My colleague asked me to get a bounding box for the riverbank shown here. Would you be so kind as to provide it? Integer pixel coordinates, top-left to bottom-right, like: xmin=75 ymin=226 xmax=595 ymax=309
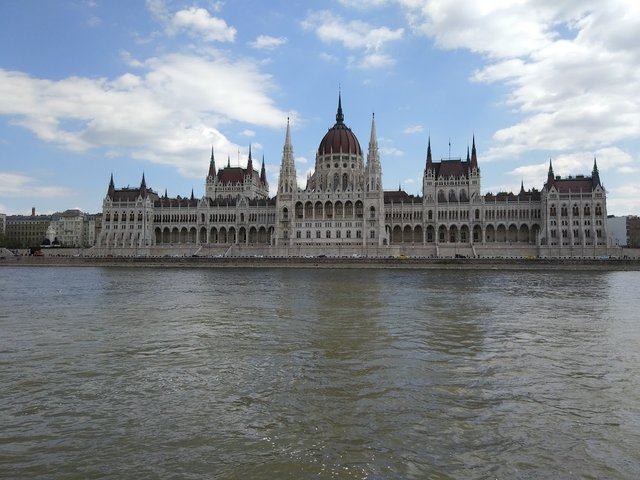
xmin=2 ymin=255 xmax=640 ymax=270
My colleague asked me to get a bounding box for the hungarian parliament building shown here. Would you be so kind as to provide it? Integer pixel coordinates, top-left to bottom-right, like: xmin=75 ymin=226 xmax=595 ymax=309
xmin=95 ymin=95 xmax=610 ymax=258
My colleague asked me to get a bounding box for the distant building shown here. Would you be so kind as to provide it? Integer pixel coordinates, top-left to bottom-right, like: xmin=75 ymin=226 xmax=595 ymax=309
xmin=95 ymin=94 xmax=611 ymax=257
xmin=49 ymin=209 xmax=96 ymax=247
xmin=608 ymin=215 xmax=640 ymax=248
xmin=6 ymin=209 xmax=52 ymax=248
xmin=6 ymin=208 xmax=95 ymax=248
xmin=0 ymin=213 xmax=6 ymax=237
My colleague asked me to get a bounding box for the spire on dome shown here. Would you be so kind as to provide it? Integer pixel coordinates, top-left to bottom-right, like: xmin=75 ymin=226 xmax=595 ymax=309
xmin=470 ymin=135 xmax=478 ymax=170
xmin=335 ymin=91 xmax=344 ymax=125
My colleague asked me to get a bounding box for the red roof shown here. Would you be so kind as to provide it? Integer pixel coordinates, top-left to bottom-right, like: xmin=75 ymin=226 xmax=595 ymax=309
xmin=551 ymin=179 xmax=594 ymax=193
xmin=434 ymin=160 xmax=469 ymax=178
xmin=318 ymin=125 xmax=362 ymax=156
xmin=216 ymin=166 xmax=261 ymax=185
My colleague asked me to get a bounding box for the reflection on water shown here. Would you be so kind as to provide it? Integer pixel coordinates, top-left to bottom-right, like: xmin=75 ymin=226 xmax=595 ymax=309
xmin=1 ymin=267 xmax=639 ymax=479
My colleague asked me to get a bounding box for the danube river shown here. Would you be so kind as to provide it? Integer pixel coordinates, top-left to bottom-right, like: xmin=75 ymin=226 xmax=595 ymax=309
xmin=1 ymin=266 xmax=639 ymax=479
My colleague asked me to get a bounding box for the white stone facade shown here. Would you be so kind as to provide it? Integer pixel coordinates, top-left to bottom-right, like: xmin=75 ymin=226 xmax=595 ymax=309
xmin=95 ymin=96 xmax=611 ymax=257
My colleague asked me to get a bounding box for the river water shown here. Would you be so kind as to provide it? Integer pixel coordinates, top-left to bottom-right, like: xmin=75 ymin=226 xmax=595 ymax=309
xmin=1 ymin=266 xmax=639 ymax=479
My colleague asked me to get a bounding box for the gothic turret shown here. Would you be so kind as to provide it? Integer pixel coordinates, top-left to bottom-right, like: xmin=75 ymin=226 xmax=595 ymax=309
xmin=208 ymin=147 xmax=216 ymax=179
xmin=547 ymin=158 xmax=555 ymax=185
xmin=278 ymin=117 xmax=298 ymax=194
xmin=260 ymin=155 xmax=267 ymax=184
xmin=470 ymin=135 xmax=478 ymax=171
xmin=366 ymin=113 xmax=382 ymax=192
xmin=592 ymin=157 xmax=601 ymax=187
xmin=140 ymin=173 xmax=147 ymax=198
xmin=107 ymin=173 xmax=115 ymax=199
xmin=247 ymin=144 xmax=253 ymax=174
xmin=425 ymin=137 xmax=433 ymax=171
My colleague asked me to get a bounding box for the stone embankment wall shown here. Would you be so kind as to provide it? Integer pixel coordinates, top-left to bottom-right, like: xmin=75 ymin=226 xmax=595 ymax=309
xmin=3 ymin=254 xmax=640 ymax=270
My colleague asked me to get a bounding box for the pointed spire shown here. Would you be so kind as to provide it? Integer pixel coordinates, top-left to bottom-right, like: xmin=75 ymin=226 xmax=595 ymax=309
xmin=260 ymin=154 xmax=267 ymax=184
xmin=425 ymin=137 xmax=433 ymax=170
xmin=247 ymin=144 xmax=253 ymax=173
xmin=335 ymin=91 xmax=344 ymax=125
xmin=107 ymin=173 xmax=115 ymax=198
xmin=164 ymin=188 xmax=168 ymax=199
xmin=227 ymin=155 xmax=231 ymax=168
xmin=466 ymin=145 xmax=470 ymax=162
xmin=140 ymin=172 xmax=147 ymax=197
xmin=208 ymin=147 xmax=216 ymax=178
xmin=190 ymin=188 xmax=194 ymax=200
xmin=470 ymin=134 xmax=478 ymax=170
xmin=547 ymin=158 xmax=555 ymax=185
xmin=285 ymin=117 xmax=291 ymax=147
xmin=520 ymin=180 xmax=525 ymax=194
xmin=369 ymin=112 xmax=377 ymax=147
xmin=592 ymin=156 xmax=601 ymax=187
xmin=279 ymin=116 xmax=297 ymax=194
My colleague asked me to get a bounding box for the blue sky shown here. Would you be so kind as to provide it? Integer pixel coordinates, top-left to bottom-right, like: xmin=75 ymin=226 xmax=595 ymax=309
xmin=1 ymin=0 xmax=639 ymax=216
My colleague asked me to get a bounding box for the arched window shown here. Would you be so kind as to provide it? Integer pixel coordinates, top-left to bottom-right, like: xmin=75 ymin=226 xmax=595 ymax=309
xmin=342 ymin=173 xmax=348 ymax=191
xmin=355 ymin=201 xmax=363 ymax=218
xmin=475 ymin=209 xmax=480 ymax=220
xmin=333 ymin=173 xmax=340 ymax=190
xmin=282 ymin=207 xmax=289 ymax=220
xmin=449 ymin=189 xmax=457 ymax=202
xmin=428 ymin=210 xmax=433 ymax=220
xmin=370 ymin=206 xmax=376 ymax=218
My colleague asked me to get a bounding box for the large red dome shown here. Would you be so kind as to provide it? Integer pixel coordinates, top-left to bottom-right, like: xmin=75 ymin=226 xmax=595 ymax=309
xmin=317 ymin=95 xmax=362 ymax=156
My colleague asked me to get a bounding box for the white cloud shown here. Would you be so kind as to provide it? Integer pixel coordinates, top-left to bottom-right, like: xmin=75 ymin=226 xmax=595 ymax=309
xmin=380 ymin=146 xmax=404 ymax=156
xmin=303 ymin=10 xmax=403 ymax=69
xmin=240 ymin=129 xmax=255 ymax=137
xmin=507 ymin=146 xmax=634 ymax=190
xmin=403 ymin=125 xmax=424 ymax=134
xmin=168 ymin=7 xmax=236 ymax=43
xmin=250 ymin=35 xmax=287 ymax=50
xmin=0 ymin=50 xmax=290 ymax=178
xmin=0 ymin=172 xmax=72 ymax=198
xmin=390 ymin=1 xmax=640 ymax=162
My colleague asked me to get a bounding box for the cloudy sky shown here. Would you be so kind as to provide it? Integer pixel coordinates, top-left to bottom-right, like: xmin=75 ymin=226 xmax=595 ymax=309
xmin=1 ymin=0 xmax=639 ymax=216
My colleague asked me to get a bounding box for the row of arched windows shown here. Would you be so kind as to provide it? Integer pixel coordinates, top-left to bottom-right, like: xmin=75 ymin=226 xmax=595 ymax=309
xmin=288 ymin=200 xmax=368 ymax=220
xmin=105 ymin=211 xmax=144 ymax=222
